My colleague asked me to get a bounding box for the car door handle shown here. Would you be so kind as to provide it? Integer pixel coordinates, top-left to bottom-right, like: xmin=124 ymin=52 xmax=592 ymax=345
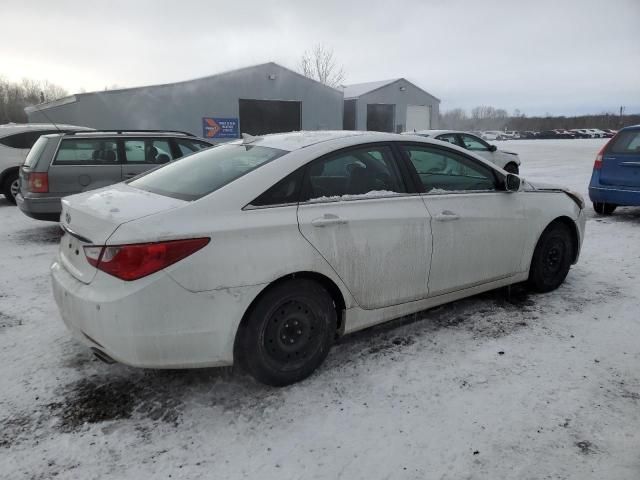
xmin=124 ymin=173 xmax=138 ymax=178
xmin=311 ymin=214 xmax=348 ymax=227
xmin=435 ymin=210 xmax=460 ymax=221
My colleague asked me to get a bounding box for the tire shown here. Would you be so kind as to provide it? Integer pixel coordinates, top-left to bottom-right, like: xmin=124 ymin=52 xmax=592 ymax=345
xmin=593 ymin=202 xmax=616 ymax=215
xmin=527 ymin=222 xmax=575 ymax=293
xmin=237 ymin=279 xmax=336 ymax=386
xmin=504 ymin=162 xmax=519 ymax=174
xmin=2 ymin=171 xmax=19 ymax=205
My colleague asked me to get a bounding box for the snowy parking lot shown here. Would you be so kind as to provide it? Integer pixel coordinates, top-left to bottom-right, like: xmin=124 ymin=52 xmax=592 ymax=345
xmin=1 ymin=138 xmax=639 ymax=479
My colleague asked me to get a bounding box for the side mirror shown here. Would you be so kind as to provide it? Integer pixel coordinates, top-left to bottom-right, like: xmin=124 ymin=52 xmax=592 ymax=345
xmin=489 ymin=145 xmax=497 ymax=152
xmin=505 ymin=173 xmax=521 ymax=192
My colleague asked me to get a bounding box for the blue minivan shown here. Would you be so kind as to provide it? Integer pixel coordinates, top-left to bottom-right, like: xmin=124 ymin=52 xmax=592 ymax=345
xmin=589 ymin=124 xmax=640 ymax=214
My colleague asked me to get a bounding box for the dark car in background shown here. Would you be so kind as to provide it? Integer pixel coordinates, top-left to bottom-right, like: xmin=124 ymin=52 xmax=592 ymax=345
xmin=17 ymin=130 xmax=213 ymax=221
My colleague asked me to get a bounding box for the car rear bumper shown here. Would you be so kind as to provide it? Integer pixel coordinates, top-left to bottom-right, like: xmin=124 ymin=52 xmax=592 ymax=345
xmin=51 ymin=258 xmax=265 ymax=368
xmin=588 ymin=185 xmax=640 ymax=206
xmin=16 ymin=193 xmax=62 ymax=221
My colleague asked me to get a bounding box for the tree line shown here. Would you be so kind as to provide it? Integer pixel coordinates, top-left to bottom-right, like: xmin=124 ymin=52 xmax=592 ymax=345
xmin=439 ymin=106 xmax=639 ymax=132
xmin=0 ymin=77 xmax=68 ymax=124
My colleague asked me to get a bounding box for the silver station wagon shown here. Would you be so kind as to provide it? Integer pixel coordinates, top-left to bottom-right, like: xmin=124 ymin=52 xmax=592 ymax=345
xmin=17 ymin=130 xmax=213 ymax=221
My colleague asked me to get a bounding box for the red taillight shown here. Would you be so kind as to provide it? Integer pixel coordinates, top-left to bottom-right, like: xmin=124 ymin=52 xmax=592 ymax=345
xmin=594 ymin=136 xmax=616 ymax=170
xmin=27 ymin=172 xmax=49 ymax=193
xmin=84 ymin=238 xmax=210 ymax=281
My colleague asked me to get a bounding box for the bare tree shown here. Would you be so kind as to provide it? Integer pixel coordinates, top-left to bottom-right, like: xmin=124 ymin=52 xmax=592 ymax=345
xmin=299 ymin=44 xmax=345 ymax=88
xmin=0 ymin=76 xmax=68 ymax=123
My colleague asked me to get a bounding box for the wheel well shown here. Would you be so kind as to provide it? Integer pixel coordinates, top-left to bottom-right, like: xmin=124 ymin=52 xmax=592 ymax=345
xmin=546 ymin=216 xmax=580 ymax=263
xmin=0 ymin=167 xmax=19 ymax=186
xmin=232 ymin=271 xmax=347 ymax=364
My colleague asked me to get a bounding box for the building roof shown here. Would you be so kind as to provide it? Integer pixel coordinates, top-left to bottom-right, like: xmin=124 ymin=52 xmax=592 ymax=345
xmin=25 ymin=62 xmax=342 ymax=113
xmin=342 ymin=78 xmax=440 ymax=102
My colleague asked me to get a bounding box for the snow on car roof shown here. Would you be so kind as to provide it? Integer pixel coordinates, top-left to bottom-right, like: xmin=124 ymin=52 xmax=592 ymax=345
xmin=233 ymin=130 xmax=399 ymax=152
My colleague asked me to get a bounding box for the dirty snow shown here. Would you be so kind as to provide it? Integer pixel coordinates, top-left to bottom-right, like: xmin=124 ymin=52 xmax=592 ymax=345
xmin=308 ymin=190 xmax=402 ymax=203
xmin=1 ymin=138 xmax=639 ymax=479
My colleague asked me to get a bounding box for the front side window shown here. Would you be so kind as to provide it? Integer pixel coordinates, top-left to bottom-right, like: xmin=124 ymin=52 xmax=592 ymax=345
xmin=175 ymin=138 xmax=212 ymax=157
xmin=460 ymin=134 xmax=490 ymax=151
xmin=402 ymin=145 xmax=497 ymax=193
xmin=129 ymin=143 xmax=286 ymax=201
xmin=53 ymin=138 xmax=120 ymax=165
xmin=124 ymin=139 xmax=174 ymax=164
xmin=302 ymin=146 xmax=406 ymax=201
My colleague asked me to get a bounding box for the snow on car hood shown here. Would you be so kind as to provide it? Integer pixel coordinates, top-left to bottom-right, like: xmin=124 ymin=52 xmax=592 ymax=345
xmin=60 ymin=183 xmax=188 ymax=244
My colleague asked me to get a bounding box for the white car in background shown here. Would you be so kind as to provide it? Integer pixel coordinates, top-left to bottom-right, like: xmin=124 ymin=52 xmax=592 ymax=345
xmin=0 ymin=123 xmax=91 ymax=204
xmin=481 ymin=130 xmax=507 ymax=141
xmin=52 ymin=131 xmax=585 ymax=386
xmin=404 ymin=130 xmax=521 ymax=173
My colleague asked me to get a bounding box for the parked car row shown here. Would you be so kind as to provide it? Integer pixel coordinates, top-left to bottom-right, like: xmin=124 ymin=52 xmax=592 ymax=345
xmin=488 ymin=128 xmax=618 ymax=140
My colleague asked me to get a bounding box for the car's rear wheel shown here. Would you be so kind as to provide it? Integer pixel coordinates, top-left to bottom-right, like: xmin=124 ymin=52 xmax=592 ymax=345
xmin=527 ymin=222 xmax=575 ymax=293
xmin=593 ymin=202 xmax=616 ymax=215
xmin=237 ymin=279 xmax=336 ymax=386
xmin=504 ymin=162 xmax=519 ymax=174
xmin=2 ymin=171 xmax=19 ymax=205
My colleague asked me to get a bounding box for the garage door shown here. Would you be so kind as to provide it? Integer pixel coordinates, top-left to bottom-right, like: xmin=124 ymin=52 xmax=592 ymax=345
xmin=406 ymin=105 xmax=431 ymax=132
xmin=239 ymin=99 xmax=301 ymax=136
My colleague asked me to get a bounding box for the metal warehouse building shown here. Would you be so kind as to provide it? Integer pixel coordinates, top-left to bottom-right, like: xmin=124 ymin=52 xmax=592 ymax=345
xmin=26 ymin=63 xmax=344 ymax=141
xmin=342 ymin=79 xmax=440 ymax=133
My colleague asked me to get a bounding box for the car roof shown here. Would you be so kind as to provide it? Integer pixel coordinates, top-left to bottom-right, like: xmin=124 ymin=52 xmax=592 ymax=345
xmin=620 ymin=124 xmax=640 ymax=131
xmin=0 ymin=123 xmax=91 ymax=136
xmin=225 ymin=130 xmax=403 ymax=152
xmin=401 ymin=129 xmax=473 ymax=137
xmin=41 ymin=131 xmax=211 ymax=141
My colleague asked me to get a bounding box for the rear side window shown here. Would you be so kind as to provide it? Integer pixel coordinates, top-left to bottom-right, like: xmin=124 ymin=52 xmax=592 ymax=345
xmin=124 ymin=139 xmax=174 ymax=164
xmin=301 ymin=146 xmax=406 ymax=201
xmin=129 ymin=144 xmax=286 ymax=201
xmin=0 ymin=130 xmax=57 ymax=149
xmin=54 ymin=139 xmax=120 ymax=165
xmin=251 ymin=169 xmax=304 ymax=207
xmin=609 ymin=130 xmax=640 ymax=154
xmin=23 ymin=136 xmax=50 ymax=167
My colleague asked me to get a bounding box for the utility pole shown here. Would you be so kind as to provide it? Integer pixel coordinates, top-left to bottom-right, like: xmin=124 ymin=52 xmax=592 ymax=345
xmin=619 ymin=106 xmax=626 ymax=128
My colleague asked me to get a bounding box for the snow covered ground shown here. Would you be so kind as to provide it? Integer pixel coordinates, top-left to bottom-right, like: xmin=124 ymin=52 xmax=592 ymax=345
xmin=1 ymin=139 xmax=639 ymax=479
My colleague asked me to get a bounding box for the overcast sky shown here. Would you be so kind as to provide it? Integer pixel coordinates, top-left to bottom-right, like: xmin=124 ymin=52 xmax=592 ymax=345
xmin=1 ymin=0 xmax=638 ymax=116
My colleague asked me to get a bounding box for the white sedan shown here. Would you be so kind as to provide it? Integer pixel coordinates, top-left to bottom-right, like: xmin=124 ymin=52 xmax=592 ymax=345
xmin=52 ymin=131 xmax=586 ymax=386
xmin=403 ymin=130 xmax=521 ymax=174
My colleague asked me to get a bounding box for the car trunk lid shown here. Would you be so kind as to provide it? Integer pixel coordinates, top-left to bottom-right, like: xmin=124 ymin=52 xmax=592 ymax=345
xmin=59 ymin=183 xmax=187 ymax=283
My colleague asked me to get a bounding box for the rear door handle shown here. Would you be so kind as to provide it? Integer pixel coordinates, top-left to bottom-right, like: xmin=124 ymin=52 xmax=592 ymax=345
xmin=435 ymin=210 xmax=460 ymax=221
xmin=311 ymin=214 xmax=348 ymax=227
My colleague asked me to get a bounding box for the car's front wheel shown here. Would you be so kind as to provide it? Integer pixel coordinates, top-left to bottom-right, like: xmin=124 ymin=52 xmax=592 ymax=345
xmin=504 ymin=162 xmax=519 ymax=174
xmin=2 ymin=171 xmax=19 ymax=205
xmin=527 ymin=222 xmax=575 ymax=293
xmin=236 ymin=279 xmax=336 ymax=386
xmin=593 ymin=202 xmax=616 ymax=215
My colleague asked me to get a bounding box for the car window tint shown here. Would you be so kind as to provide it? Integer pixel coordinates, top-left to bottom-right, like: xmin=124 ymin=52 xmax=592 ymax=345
xmin=54 ymin=139 xmax=120 ymax=165
xmin=129 ymin=144 xmax=286 ymax=201
xmin=0 ymin=130 xmax=56 ymax=149
xmin=609 ymin=130 xmax=640 ymax=154
xmin=124 ymin=139 xmax=174 ymax=164
xmin=251 ymin=169 xmax=304 ymax=207
xmin=403 ymin=145 xmax=496 ymax=193
xmin=302 ymin=146 xmax=406 ymax=201
xmin=460 ymin=134 xmax=489 ymax=151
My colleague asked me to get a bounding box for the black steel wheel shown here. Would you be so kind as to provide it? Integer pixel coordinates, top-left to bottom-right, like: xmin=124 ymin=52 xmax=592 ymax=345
xmin=237 ymin=279 xmax=336 ymax=386
xmin=593 ymin=202 xmax=616 ymax=215
xmin=527 ymin=222 xmax=575 ymax=293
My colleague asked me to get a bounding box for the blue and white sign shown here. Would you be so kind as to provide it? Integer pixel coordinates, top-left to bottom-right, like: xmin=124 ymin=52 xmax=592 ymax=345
xmin=202 ymin=117 xmax=239 ymax=139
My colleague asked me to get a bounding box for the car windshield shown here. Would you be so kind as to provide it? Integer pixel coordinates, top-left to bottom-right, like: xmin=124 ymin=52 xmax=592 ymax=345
xmin=129 ymin=143 xmax=287 ymax=201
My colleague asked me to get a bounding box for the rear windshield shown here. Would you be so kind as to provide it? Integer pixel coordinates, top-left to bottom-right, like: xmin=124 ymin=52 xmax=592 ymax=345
xmin=609 ymin=130 xmax=640 ymax=154
xmin=129 ymin=143 xmax=287 ymax=201
xmin=23 ymin=136 xmax=50 ymax=168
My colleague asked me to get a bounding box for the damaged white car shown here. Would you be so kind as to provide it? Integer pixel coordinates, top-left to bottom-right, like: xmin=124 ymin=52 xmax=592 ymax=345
xmin=52 ymin=131 xmax=586 ymax=386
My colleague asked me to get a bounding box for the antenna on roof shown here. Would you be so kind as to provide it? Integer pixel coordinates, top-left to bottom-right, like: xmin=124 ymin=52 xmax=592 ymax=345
xmin=31 ymin=95 xmax=62 ymax=132
xmin=241 ymin=133 xmax=262 ymax=144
